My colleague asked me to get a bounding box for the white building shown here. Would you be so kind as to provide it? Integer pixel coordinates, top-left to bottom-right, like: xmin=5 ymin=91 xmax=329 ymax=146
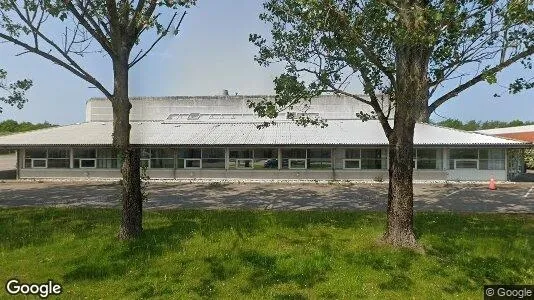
xmin=0 ymin=95 xmax=528 ymax=181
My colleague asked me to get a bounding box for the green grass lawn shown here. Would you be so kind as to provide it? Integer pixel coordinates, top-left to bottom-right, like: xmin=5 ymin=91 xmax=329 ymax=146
xmin=0 ymin=209 xmax=532 ymax=299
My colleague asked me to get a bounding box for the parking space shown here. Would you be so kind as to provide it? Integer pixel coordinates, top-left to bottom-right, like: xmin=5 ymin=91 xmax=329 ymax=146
xmin=0 ymin=181 xmax=533 ymax=213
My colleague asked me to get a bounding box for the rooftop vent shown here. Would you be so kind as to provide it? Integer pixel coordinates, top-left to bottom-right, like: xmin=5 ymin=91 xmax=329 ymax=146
xmin=187 ymin=113 xmax=201 ymax=120
xmin=222 ymin=89 xmax=229 ymax=96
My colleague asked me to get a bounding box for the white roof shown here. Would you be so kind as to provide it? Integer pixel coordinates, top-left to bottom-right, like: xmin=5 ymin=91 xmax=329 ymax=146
xmin=0 ymin=120 xmax=527 ymax=147
xmin=476 ymin=125 xmax=534 ymax=135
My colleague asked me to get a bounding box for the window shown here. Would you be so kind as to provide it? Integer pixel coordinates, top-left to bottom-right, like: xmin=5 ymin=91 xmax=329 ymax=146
xmin=344 ymin=159 xmax=361 ymax=169
xmin=74 ymin=149 xmax=96 ymax=168
xmin=80 ymin=159 xmax=96 ymax=168
xmin=449 ymin=148 xmax=504 ymax=170
xmin=229 ymin=149 xmax=253 ymax=169
xmin=307 ymin=149 xmax=331 ymax=169
xmin=25 ymin=148 xmax=69 ymax=169
xmin=281 ymin=149 xmax=306 ymax=169
xmin=361 ymin=149 xmax=386 ymax=169
xmin=97 ymin=148 xmax=120 ymax=169
xmin=415 ymin=149 xmax=442 ymax=170
xmin=202 ymin=148 xmax=225 ymax=169
xmin=178 ymin=149 xmax=201 ymax=169
xmin=254 ymin=148 xmax=278 ymax=169
xmin=479 ymin=149 xmax=505 ymax=170
xmin=143 ymin=148 xmax=175 ymax=169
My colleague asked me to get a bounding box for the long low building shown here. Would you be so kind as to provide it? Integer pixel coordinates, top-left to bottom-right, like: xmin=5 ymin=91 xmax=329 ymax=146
xmin=0 ymin=95 xmax=529 ymax=181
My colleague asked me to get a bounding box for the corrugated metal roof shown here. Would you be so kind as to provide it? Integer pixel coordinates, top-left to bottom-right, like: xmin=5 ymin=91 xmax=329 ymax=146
xmin=0 ymin=120 xmax=528 ymax=147
xmin=476 ymin=125 xmax=534 ymax=135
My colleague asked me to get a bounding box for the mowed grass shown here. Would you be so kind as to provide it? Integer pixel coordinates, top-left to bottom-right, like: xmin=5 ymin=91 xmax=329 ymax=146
xmin=0 ymin=209 xmax=532 ymax=299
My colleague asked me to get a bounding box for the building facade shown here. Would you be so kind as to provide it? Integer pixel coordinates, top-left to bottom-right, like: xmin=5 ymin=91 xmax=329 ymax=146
xmin=0 ymin=95 xmax=529 ymax=181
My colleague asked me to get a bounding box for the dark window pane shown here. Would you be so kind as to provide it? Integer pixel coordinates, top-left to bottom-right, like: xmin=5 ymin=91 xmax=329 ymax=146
xmin=151 ymin=159 xmax=174 ymax=168
xmin=32 ymin=159 xmax=47 ymax=168
xmin=202 ymin=148 xmax=225 ymax=159
xmin=180 ymin=149 xmax=201 ymax=158
xmin=48 ymin=159 xmax=70 ymax=168
xmin=202 ymin=159 xmax=225 ymax=168
xmin=345 ymin=149 xmax=360 ymax=159
xmin=80 ymin=159 xmax=96 ymax=168
xmin=48 ymin=149 xmax=69 ymax=158
xmin=26 ymin=149 xmax=47 ymax=158
xmin=344 ymin=160 xmax=360 ymax=169
xmin=185 ymin=159 xmax=201 ymax=168
xmin=74 ymin=149 xmax=96 ymax=158
xmin=151 ymin=148 xmax=174 ymax=158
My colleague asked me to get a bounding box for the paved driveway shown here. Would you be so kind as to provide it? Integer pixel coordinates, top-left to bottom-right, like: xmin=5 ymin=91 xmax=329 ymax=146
xmin=0 ymin=181 xmax=533 ymax=212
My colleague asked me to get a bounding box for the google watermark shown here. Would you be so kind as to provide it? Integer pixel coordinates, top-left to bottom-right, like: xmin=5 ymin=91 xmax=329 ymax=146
xmin=484 ymin=285 xmax=533 ymax=299
xmin=5 ymin=279 xmax=62 ymax=298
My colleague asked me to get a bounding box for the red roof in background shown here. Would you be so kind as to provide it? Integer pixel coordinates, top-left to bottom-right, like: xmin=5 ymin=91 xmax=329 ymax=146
xmin=495 ymin=132 xmax=534 ymax=143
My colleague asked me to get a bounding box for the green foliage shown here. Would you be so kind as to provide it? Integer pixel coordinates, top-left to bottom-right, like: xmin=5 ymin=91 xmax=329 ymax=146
xmin=525 ymin=149 xmax=534 ymax=169
xmin=433 ymin=118 xmax=534 ymax=131
xmin=0 ymin=119 xmax=56 ymax=134
xmin=0 ymin=208 xmax=532 ymax=298
xmin=0 ymin=69 xmax=32 ymax=114
xmin=249 ymin=0 xmax=533 ymax=124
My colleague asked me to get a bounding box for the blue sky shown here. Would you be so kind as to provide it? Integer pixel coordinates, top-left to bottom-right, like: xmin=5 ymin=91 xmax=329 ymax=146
xmin=0 ymin=1 xmax=532 ymax=125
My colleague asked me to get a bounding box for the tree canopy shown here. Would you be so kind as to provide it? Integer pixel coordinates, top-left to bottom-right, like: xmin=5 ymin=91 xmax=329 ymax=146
xmin=0 ymin=69 xmax=32 ymax=114
xmin=433 ymin=118 xmax=534 ymax=131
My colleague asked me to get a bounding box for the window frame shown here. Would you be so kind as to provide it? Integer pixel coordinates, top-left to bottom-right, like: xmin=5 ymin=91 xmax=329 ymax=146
xmin=288 ymin=158 xmax=307 ymax=169
xmin=184 ymin=158 xmax=202 ymax=169
xmin=31 ymin=158 xmax=48 ymax=169
xmin=454 ymin=159 xmax=479 ymax=169
xmin=79 ymin=158 xmax=97 ymax=169
xmin=343 ymin=159 xmax=361 ymax=169
xmin=235 ymin=158 xmax=254 ymax=169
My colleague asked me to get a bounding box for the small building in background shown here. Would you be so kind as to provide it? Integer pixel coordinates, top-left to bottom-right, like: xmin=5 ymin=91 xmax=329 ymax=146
xmin=0 ymin=95 xmax=529 ymax=181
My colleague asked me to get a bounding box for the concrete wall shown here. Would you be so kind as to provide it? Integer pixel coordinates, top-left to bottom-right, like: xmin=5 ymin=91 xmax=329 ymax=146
xmin=86 ymin=95 xmax=392 ymax=122
xmin=18 ymin=168 xmax=479 ymax=181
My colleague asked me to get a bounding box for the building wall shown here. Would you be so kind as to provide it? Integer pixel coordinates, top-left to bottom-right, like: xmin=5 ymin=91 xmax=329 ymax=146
xmin=17 ymin=146 xmax=510 ymax=181
xmin=86 ymin=95 xmax=392 ymax=122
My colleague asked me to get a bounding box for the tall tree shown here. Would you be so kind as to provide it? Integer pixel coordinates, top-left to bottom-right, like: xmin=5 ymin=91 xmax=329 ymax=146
xmin=0 ymin=0 xmax=195 ymax=239
xmin=250 ymin=0 xmax=533 ymax=248
xmin=0 ymin=68 xmax=32 ymax=113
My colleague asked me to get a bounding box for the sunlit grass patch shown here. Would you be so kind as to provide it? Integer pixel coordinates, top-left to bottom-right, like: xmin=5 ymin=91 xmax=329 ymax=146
xmin=0 ymin=208 xmax=532 ymax=299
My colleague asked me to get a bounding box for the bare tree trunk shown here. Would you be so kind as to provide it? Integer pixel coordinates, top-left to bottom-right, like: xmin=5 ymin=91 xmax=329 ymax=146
xmin=383 ymin=35 xmax=430 ymax=248
xmin=112 ymin=54 xmax=143 ymax=240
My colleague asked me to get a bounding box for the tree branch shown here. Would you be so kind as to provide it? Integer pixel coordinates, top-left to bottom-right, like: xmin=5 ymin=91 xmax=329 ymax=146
xmin=428 ymin=46 xmax=534 ymax=114
xmin=0 ymin=33 xmax=112 ymax=98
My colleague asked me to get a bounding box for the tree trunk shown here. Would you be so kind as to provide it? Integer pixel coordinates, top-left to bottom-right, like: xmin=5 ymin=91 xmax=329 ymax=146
xmin=383 ymin=26 xmax=431 ymax=248
xmin=111 ymin=54 xmax=143 ymax=240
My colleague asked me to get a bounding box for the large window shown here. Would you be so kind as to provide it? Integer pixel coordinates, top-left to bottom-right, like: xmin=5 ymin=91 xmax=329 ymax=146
xmin=74 ymin=149 xmax=96 ymax=168
xmin=361 ymin=149 xmax=386 ymax=169
xmin=25 ymin=148 xmax=69 ymax=169
xmin=479 ymin=149 xmax=505 ymax=170
xmin=97 ymin=148 xmax=120 ymax=169
xmin=281 ymin=149 xmax=307 ymax=169
xmin=307 ymin=149 xmax=331 ymax=169
xmin=202 ymin=148 xmax=225 ymax=169
xmin=179 ymin=149 xmax=202 ymax=168
xmin=254 ymin=148 xmax=278 ymax=169
xmin=449 ymin=148 xmax=505 ymax=170
xmin=141 ymin=148 xmax=175 ymax=169
xmin=343 ymin=148 xmax=386 ymax=169
xmin=229 ymin=149 xmax=254 ymax=169
xmin=414 ymin=149 xmax=442 ymax=170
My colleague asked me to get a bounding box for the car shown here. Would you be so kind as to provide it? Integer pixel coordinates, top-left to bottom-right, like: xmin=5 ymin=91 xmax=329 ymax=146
xmin=263 ymin=158 xmax=278 ymax=168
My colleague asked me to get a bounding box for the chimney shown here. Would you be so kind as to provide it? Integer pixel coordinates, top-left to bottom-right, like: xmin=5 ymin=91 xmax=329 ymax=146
xmin=222 ymin=89 xmax=229 ymax=96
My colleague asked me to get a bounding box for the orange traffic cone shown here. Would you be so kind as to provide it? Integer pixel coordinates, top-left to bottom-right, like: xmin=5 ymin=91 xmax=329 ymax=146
xmin=489 ymin=176 xmax=496 ymax=190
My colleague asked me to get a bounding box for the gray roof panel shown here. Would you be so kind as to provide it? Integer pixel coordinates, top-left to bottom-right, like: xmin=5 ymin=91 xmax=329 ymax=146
xmin=0 ymin=120 xmax=528 ymax=147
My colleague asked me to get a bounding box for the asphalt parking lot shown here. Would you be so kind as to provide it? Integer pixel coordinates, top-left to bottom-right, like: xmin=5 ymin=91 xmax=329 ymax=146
xmin=0 ymin=181 xmax=532 ymax=212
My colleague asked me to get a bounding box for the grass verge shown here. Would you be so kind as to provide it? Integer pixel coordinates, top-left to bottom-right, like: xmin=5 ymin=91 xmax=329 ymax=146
xmin=0 ymin=208 xmax=532 ymax=299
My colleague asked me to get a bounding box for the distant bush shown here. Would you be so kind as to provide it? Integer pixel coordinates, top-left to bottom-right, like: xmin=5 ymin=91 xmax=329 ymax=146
xmin=432 ymin=119 xmax=534 ymax=131
xmin=0 ymin=119 xmax=56 ymax=135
